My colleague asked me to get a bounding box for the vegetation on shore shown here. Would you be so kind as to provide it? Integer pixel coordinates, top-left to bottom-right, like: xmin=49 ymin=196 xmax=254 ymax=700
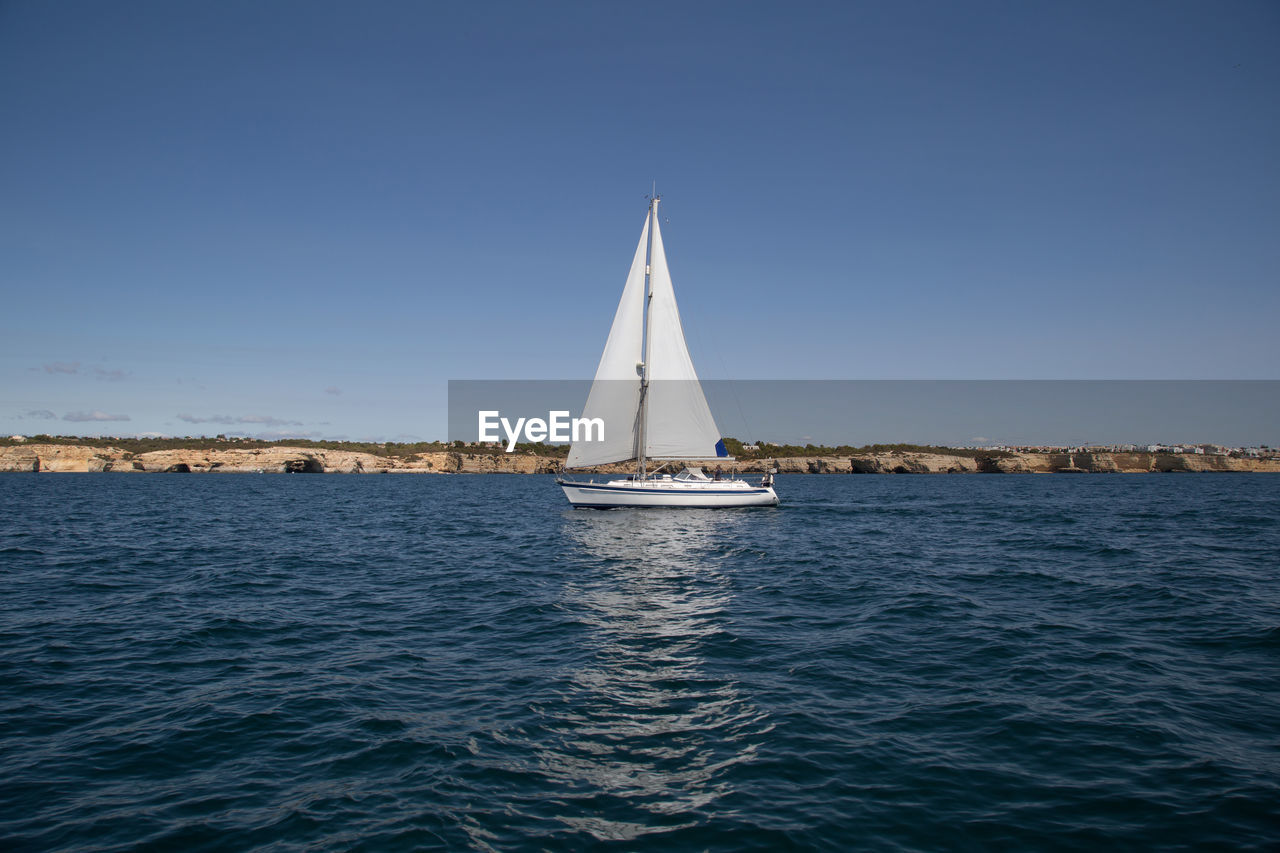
xmin=0 ymin=435 xmax=458 ymax=458
xmin=1 ymin=434 xmax=1013 ymax=460
xmin=717 ymin=438 xmax=1014 ymax=459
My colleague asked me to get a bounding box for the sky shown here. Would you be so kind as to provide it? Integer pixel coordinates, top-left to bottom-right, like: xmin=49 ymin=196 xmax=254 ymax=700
xmin=2 ymin=1 xmax=1277 ymax=442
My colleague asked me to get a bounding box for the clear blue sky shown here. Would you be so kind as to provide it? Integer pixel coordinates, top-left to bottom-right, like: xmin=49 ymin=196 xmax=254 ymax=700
xmin=2 ymin=1 xmax=1277 ymax=441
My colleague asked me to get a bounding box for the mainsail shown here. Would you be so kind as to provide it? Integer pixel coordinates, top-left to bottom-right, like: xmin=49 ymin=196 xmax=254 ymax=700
xmin=566 ymin=199 xmax=726 ymax=470
xmin=563 ymin=216 xmax=648 ymax=468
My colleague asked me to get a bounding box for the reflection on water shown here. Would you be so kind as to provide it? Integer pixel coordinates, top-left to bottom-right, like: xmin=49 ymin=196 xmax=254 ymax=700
xmin=538 ymin=510 xmax=772 ymax=841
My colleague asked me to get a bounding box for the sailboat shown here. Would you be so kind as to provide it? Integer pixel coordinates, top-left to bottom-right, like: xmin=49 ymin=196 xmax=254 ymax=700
xmin=557 ymin=196 xmax=779 ymax=508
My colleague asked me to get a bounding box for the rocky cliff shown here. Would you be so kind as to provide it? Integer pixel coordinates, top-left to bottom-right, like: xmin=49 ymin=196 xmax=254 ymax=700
xmin=0 ymin=445 xmax=567 ymax=474
xmin=2 ymin=444 xmax=1277 ymax=474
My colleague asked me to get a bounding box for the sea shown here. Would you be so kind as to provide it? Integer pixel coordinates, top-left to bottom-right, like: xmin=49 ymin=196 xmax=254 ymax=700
xmin=1 ymin=473 xmax=1277 ymax=851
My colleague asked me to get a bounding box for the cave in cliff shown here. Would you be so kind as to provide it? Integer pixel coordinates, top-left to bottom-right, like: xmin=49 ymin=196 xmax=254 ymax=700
xmin=975 ymin=455 xmax=1003 ymax=473
xmin=285 ymin=458 xmax=324 ymax=473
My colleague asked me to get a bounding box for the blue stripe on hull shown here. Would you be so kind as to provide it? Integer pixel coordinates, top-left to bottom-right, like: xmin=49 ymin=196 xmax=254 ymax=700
xmin=570 ymin=504 xmax=762 ymax=509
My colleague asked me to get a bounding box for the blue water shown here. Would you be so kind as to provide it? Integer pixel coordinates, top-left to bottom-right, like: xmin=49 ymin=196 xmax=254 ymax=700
xmin=1 ymin=474 xmax=1277 ymax=850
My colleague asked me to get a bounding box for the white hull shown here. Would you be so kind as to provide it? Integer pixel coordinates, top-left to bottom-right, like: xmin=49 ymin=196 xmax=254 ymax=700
xmin=560 ymin=477 xmax=779 ymax=509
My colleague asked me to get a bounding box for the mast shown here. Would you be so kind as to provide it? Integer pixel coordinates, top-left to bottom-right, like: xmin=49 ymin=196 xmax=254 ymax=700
xmin=635 ymin=194 xmax=658 ymax=479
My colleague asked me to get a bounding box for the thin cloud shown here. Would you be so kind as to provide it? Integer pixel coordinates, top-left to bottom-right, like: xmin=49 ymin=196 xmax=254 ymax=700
xmin=237 ymin=414 xmax=304 ymax=426
xmin=177 ymin=413 xmax=303 ymax=427
xmin=255 ymin=430 xmax=323 ymax=440
xmin=22 ymin=409 xmax=57 ymax=420
xmin=38 ymin=362 xmax=129 ymax=381
xmin=217 ymin=429 xmax=323 ymax=440
xmin=63 ymin=410 xmax=131 ymax=422
xmin=325 ymin=386 xmax=343 ymax=396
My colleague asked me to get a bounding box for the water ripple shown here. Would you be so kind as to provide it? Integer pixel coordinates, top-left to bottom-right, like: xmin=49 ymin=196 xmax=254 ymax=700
xmin=1 ymin=474 xmax=1277 ymax=849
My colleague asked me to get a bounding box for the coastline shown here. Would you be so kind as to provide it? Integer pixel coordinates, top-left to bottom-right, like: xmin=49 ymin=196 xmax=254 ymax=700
xmin=3 ymin=444 xmax=1278 ymax=474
